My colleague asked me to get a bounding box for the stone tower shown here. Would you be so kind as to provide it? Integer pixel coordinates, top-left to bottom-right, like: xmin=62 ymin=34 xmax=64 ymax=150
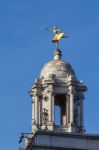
xmin=30 ymin=49 xmax=87 ymax=135
xmin=19 ymin=28 xmax=99 ymax=150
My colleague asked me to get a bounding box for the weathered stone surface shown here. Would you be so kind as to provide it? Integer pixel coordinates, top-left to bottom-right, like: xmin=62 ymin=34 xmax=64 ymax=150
xmin=40 ymin=59 xmax=75 ymax=80
xmin=30 ymin=50 xmax=87 ymax=134
xmin=25 ymin=131 xmax=99 ymax=150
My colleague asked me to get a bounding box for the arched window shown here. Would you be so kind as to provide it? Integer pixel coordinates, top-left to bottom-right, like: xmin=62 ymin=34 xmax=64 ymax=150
xmin=54 ymin=94 xmax=66 ymax=127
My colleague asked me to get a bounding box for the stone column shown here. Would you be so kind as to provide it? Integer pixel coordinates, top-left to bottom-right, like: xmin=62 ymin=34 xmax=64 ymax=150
xmin=31 ymin=93 xmax=39 ymax=133
xmin=35 ymin=94 xmax=39 ymax=125
xmin=39 ymin=97 xmax=42 ymax=127
xmin=80 ymin=98 xmax=84 ymax=128
xmin=77 ymin=100 xmax=81 ymax=126
xmin=46 ymin=91 xmax=54 ymax=130
xmin=32 ymin=99 xmax=35 ymax=121
xmin=66 ymin=94 xmax=70 ymax=125
xmin=63 ymin=94 xmax=67 ymax=126
xmin=70 ymin=90 xmax=74 ymax=125
xmin=49 ymin=91 xmax=52 ymax=122
xmin=52 ymin=93 xmax=55 ymax=123
xmin=32 ymin=97 xmax=35 ymax=132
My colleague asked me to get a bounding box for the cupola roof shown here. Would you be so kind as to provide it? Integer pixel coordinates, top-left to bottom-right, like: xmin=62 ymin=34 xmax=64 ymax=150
xmin=40 ymin=49 xmax=75 ymax=79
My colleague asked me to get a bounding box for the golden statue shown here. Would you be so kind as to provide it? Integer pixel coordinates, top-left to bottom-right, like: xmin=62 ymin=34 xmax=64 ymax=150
xmin=46 ymin=26 xmax=68 ymax=49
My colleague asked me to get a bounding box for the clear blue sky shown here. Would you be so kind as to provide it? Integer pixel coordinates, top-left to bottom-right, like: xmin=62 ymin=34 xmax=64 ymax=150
xmin=0 ymin=0 xmax=99 ymax=149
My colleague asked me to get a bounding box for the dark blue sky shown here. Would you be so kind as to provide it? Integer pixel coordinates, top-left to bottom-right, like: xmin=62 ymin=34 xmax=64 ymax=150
xmin=0 ymin=0 xmax=99 ymax=149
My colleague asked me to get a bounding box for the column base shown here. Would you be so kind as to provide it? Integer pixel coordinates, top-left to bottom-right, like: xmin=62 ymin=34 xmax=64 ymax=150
xmin=47 ymin=121 xmax=54 ymax=130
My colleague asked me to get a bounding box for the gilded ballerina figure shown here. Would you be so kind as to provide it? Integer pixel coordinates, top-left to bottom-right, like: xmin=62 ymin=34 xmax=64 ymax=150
xmin=46 ymin=26 xmax=68 ymax=49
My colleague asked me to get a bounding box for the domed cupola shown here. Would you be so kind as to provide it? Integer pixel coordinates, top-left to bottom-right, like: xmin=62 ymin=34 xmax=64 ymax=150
xmin=30 ymin=27 xmax=87 ymax=134
xmin=40 ymin=49 xmax=76 ymax=82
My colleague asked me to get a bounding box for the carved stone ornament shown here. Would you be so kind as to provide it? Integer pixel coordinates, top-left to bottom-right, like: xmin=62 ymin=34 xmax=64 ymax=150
xmin=32 ymin=119 xmax=38 ymax=132
xmin=44 ymin=95 xmax=49 ymax=101
xmin=42 ymin=108 xmax=48 ymax=125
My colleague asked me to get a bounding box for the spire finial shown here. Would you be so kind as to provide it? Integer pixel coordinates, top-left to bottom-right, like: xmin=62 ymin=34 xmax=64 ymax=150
xmin=54 ymin=49 xmax=62 ymax=60
xmin=46 ymin=26 xmax=68 ymax=50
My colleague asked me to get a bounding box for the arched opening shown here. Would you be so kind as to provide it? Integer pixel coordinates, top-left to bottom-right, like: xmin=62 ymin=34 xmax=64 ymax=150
xmin=54 ymin=94 xmax=66 ymax=127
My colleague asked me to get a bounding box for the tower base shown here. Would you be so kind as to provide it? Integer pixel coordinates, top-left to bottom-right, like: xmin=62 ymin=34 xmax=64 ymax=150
xmin=19 ymin=130 xmax=99 ymax=150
